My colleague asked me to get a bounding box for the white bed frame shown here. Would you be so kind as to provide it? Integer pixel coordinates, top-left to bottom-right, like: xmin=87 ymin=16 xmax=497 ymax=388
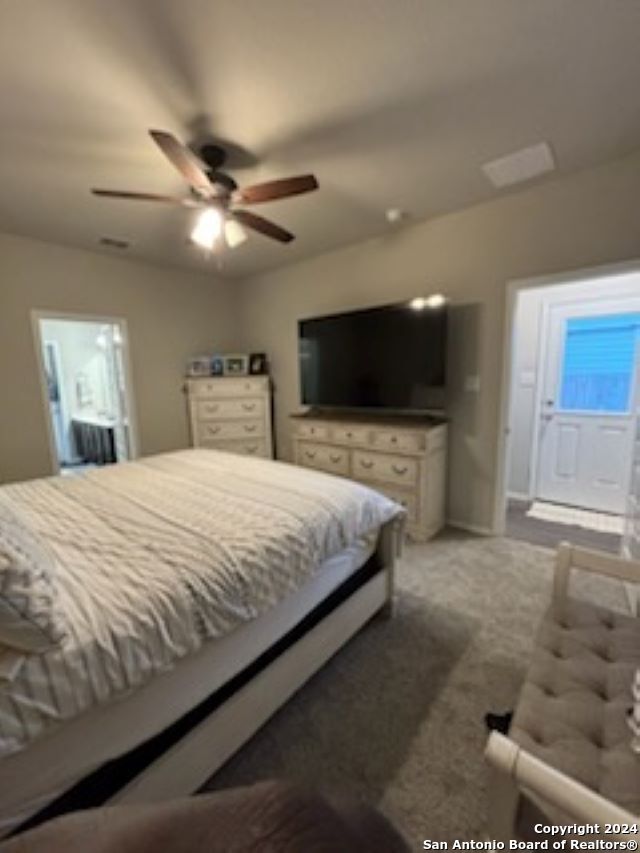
xmin=109 ymin=517 xmax=402 ymax=805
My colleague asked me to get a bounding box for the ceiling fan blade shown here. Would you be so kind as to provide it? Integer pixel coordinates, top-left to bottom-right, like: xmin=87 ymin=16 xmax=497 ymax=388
xmin=149 ymin=129 xmax=212 ymax=194
xmin=234 ymin=174 xmax=318 ymax=205
xmin=232 ymin=210 xmax=295 ymax=243
xmin=91 ymin=189 xmax=200 ymax=207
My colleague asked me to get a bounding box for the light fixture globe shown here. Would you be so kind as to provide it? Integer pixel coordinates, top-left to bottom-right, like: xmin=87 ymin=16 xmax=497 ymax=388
xmin=191 ymin=207 xmax=223 ymax=250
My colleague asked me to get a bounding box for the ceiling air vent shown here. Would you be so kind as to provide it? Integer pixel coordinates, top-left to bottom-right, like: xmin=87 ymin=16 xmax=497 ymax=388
xmin=482 ymin=142 xmax=555 ymax=188
xmin=99 ymin=237 xmax=130 ymax=250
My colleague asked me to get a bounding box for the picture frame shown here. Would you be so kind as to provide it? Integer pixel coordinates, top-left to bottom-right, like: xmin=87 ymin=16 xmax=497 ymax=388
xmin=223 ymin=354 xmax=249 ymax=376
xmin=187 ymin=356 xmax=212 ymax=377
xmin=210 ymin=355 xmax=224 ymax=376
xmin=249 ymin=352 xmax=268 ymax=375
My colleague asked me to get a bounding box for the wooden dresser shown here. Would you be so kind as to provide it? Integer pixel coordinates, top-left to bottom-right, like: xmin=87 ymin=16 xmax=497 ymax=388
xmin=291 ymin=413 xmax=447 ymax=541
xmin=187 ymin=376 xmax=273 ymax=459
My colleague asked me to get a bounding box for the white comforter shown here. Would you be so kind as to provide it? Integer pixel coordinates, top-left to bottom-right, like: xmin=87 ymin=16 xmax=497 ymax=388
xmin=0 ymin=449 xmax=402 ymax=756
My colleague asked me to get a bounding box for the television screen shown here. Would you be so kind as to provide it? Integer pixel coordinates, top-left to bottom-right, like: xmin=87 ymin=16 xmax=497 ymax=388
xmin=299 ymin=300 xmax=447 ymax=411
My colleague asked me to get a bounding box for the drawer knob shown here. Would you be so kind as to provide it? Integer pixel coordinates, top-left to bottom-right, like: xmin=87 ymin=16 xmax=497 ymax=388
xmin=247 ymin=445 xmax=258 ymax=453
xmin=346 ymin=431 xmax=353 ymax=438
xmin=360 ymin=459 xmax=373 ymax=469
xmin=330 ymin=454 xmax=341 ymax=463
xmin=209 ymin=426 xmax=220 ymax=434
xmin=392 ymin=464 xmax=408 ymax=476
xmin=244 ymin=424 xmax=257 ymax=432
xmin=391 ymin=436 xmax=398 ymax=443
xmin=242 ymin=403 xmax=256 ymax=411
xmin=305 ymin=451 xmax=316 ymax=460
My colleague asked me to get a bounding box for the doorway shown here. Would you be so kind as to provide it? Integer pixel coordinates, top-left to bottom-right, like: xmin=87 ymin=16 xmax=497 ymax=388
xmin=34 ymin=313 xmax=137 ymax=475
xmin=499 ymin=266 xmax=640 ymax=553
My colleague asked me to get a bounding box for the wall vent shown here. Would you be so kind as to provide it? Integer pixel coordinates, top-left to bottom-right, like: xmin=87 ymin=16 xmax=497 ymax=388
xmin=482 ymin=142 xmax=555 ymax=188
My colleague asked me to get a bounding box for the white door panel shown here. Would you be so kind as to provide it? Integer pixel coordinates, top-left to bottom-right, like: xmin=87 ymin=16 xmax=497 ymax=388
xmin=554 ymin=421 xmax=580 ymax=480
xmin=536 ymin=297 xmax=640 ymax=514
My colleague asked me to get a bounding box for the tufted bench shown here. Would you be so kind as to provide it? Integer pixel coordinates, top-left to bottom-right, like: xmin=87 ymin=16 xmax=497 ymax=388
xmin=486 ymin=543 xmax=640 ymax=840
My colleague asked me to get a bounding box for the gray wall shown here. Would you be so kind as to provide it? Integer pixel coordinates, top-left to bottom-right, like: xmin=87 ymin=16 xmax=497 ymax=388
xmin=0 ymin=232 xmax=237 ymax=483
xmin=236 ymin=149 xmax=640 ymax=532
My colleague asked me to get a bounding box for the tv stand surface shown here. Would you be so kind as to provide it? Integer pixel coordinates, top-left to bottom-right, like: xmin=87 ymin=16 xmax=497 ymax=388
xmin=290 ymin=410 xmax=447 ymax=541
xmin=293 ymin=408 xmax=446 ymax=423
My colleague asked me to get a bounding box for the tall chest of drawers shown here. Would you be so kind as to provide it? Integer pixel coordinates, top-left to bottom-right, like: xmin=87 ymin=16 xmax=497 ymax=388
xmin=187 ymin=376 xmax=273 ymax=459
xmin=291 ymin=414 xmax=447 ymax=541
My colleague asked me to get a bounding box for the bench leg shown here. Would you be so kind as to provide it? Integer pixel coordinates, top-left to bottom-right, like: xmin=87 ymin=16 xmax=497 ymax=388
xmin=487 ymin=763 xmax=520 ymax=841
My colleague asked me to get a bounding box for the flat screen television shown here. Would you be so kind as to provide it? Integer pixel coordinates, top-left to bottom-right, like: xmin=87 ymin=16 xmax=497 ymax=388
xmin=299 ymin=299 xmax=447 ymax=411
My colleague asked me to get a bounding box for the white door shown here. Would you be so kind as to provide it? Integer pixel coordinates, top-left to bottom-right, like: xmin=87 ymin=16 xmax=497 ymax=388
xmin=536 ymin=298 xmax=640 ymax=513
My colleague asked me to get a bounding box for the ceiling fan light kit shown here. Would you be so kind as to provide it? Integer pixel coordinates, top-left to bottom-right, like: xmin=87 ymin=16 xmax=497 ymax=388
xmin=224 ymin=218 xmax=248 ymax=249
xmin=191 ymin=208 xmax=223 ymax=250
xmin=91 ymin=129 xmax=319 ymax=250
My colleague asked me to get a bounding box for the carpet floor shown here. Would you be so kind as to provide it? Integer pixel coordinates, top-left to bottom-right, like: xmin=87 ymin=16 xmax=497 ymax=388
xmin=201 ymin=530 xmax=627 ymax=847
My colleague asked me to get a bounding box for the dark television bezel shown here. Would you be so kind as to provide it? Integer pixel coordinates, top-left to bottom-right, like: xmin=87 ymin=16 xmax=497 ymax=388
xmin=297 ymin=299 xmax=448 ymax=415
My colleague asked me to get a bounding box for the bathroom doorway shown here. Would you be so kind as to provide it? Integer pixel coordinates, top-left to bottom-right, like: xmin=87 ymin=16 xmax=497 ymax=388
xmin=34 ymin=313 xmax=137 ymax=474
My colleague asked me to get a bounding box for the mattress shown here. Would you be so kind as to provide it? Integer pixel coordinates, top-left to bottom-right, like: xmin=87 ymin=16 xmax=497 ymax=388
xmin=0 ymin=449 xmax=401 ymax=759
xmin=0 ymin=533 xmax=378 ymax=837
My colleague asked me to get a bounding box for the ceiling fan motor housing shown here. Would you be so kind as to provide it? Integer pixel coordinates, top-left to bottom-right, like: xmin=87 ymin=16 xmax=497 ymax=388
xmin=197 ymin=143 xmax=237 ymax=193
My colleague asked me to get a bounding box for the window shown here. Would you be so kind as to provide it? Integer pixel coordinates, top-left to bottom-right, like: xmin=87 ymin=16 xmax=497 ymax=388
xmin=559 ymin=312 xmax=640 ymax=413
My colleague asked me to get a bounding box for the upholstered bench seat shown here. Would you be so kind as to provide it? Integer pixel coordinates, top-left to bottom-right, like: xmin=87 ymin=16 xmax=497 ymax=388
xmin=486 ymin=544 xmax=640 ymax=840
xmin=512 ymin=597 xmax=640 ymax=821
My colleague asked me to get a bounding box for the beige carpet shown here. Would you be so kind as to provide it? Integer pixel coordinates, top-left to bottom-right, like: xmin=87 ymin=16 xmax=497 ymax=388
xmin=201 ymin=530 xmax=627 ymax=848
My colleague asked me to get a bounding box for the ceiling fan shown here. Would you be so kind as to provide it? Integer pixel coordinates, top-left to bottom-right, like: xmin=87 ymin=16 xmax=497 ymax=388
xmin=91 ymin=130 xmax=319 ymax=249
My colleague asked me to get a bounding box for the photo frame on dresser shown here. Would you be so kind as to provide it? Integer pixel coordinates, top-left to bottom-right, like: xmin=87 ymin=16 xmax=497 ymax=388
xmin=249 ymin=353 xmax=268 ymax=375
xmin=223 ymin=354 xmax=249 ymax=376
xmin=187 ymin=356 xmax=212 ymax=377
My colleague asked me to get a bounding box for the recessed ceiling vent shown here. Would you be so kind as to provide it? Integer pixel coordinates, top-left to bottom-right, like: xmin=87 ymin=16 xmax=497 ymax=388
xmin=482 ymin=142 xmax=555 ymax=188
xmin=99 ymin=237 xmax=130 ymax=250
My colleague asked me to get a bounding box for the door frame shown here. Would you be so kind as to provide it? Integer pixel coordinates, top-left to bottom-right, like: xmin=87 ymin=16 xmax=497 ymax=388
xmin=31 ymin=310 xmax=139 ymax=475
xmin=41 ymin=337 xmax=73 ymax=464
xmin=493 ymin=259 xmax=640 ymax=535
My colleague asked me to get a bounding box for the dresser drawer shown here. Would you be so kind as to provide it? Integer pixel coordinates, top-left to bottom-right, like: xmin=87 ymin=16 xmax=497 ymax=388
xmin=375 ymin=486 xmax=419 ymax=524
xmin=352 ymin=450 xmax=418 ymax=487
xmin=330 ymin=425 xmax=369 ymax=445
xmin=198 ymin=419 xmax=264 ymax=442
xmin=295 ymin=421 xmax=330 ymax=441
xmin=201 ymin=438 xmax=269 ymax=458
xmin=189 ymin=377 xmax=268 ymax=398
xmin=371 ymin=429 xmax=424 ymax=453
xmin=297 ymin=442 xmax=350 ymax=476
xmin=196 ymin=398 xmax=264 ymax=421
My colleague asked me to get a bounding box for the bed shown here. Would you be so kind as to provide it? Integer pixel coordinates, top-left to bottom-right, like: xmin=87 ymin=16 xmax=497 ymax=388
xmin=0 ymin=449 xmax=404 ymax=837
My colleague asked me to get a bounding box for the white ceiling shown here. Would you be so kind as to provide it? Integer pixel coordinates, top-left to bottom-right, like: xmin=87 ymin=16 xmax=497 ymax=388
xmin=1 ymin=0 xmax=639 ymax=279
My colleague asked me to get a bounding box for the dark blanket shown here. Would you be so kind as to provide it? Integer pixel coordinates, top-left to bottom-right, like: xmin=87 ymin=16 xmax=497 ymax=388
xmin=0 ymin=781 xmax=408 ymax=852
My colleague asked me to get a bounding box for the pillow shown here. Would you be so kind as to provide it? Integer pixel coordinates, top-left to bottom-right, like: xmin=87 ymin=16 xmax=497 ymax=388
xmin=0 ymin=494 xmax=66 ymax=652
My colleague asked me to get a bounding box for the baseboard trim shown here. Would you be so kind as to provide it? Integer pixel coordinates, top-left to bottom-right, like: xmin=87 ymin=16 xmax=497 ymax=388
xmin=447 ymin=519 xmax=495 ymax=537
xmin=507 ymin=491 xmax=531 ymax=503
